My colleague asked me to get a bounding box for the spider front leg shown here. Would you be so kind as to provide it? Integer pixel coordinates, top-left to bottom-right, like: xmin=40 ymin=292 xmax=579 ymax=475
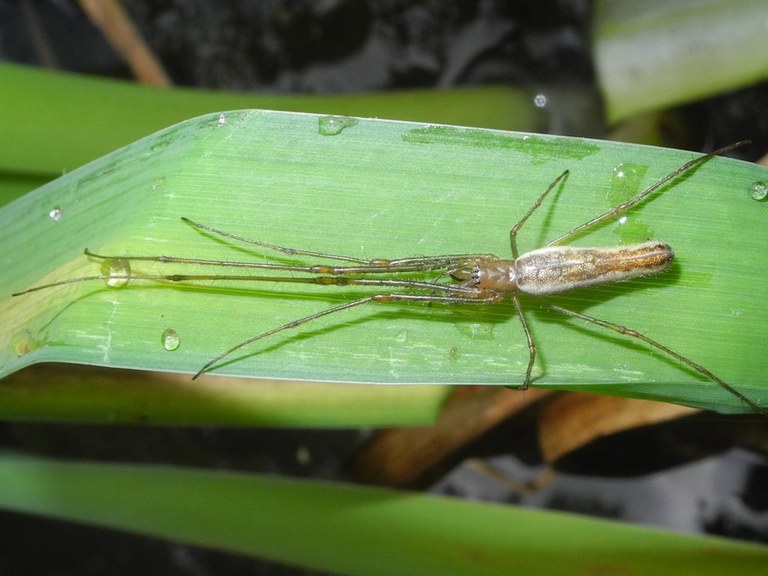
xmin=509 ymin=170 xmax=569 ymax=258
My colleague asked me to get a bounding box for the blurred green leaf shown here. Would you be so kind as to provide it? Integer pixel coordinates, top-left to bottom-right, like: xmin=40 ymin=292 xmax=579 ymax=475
xmin=594 ymin=0 xmax=768 ymax=122
xmin=0 ymin=455 xmax=765 ymax=576
xmin=0 ymin=61 xmax=538 ymax=183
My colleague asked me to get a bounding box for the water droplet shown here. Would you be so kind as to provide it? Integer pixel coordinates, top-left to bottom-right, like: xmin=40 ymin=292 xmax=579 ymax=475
xmin=749 ymin=181 xmax=768 ymax=201
xmin=150 ymin=139 xmax=172 ymax=153
xmin=533 ymin=93 xmax=548 ymax=108
xmin=161 ymin=328 xmax=180 ymax=351
xmin=454 ymin=323 xmax=495 ymax=341
xmin=610 ymin=162 xmax=648 ymax=205
xmin=318 ymin=115 xmax=359 ymax=136
xmin=609 ymin=162 xmax=652 ymax=242
xmin=100 ymin=258 xmax=131 ymax=288
xmin=395 ymin=329 xmax=408 ymax=343
xmin=11 ymin=331 xmax=39 ymax=356
xmin=48 ymin=206 xmax=63 ymax=222
xmin=295 ymin=446 xmax=311 ymax=465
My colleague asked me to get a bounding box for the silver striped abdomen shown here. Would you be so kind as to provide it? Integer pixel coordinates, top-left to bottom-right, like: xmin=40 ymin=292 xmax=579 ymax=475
xmin=515 ymin=241 xmax=674 ymax=296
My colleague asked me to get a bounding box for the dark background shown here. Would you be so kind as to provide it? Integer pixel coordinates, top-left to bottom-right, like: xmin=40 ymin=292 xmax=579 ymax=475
xmin=1 ymin=1 xmax=767 ymax=575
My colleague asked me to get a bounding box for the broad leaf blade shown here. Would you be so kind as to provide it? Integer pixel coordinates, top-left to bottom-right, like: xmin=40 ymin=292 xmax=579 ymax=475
xmin=2 ymin=110 xmax=767 ymax=414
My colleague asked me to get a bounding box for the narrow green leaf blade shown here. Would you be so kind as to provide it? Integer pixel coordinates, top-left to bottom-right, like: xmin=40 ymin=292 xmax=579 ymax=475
xmin=0 ymin=61 xmax=536 ymax=179
xmin=0 ymin=455 xmax=765 ymax=576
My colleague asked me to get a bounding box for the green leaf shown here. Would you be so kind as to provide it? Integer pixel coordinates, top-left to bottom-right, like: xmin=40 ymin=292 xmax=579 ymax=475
xmin=0 ymin=365 xmax=448 ymax=426
xmin=0 ymin=61 xmax=537 ymax=181
xmin=0 ymin=455 xmax=765 ymax=576
xmin=2 ymin=110 xmax=767 ymax=414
